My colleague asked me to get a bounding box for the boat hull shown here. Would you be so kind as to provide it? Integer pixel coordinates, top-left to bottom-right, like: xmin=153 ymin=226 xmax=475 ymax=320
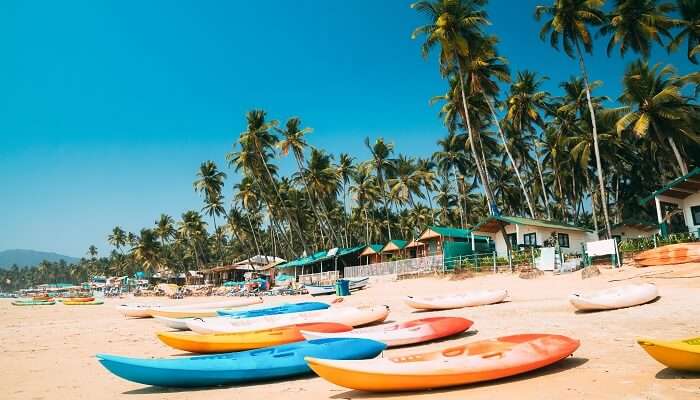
xmin=638 ymin=337 xmax=700 ymax=371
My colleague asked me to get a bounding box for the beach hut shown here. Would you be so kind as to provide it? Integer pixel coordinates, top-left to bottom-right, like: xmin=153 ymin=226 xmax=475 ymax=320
xmin=639 ymin=167 xmax=700 ymax=237
xmin=358 ymin=244 xmax=383 ymax=265
xmin=277 ymin=245 xmax=365 ymax=284
xmin=379 ymin=240 xmax=409 ymax=261
xmin=472 ymin=215 xmax=595 ymax=256
xmin=414 ymin=226 xmax=491 ymax=257
xmin=608 ymin=220 xmax=659 ymax=242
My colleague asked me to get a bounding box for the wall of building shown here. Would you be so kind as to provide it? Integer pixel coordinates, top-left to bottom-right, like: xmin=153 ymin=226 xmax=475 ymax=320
xmin=473 ymin=224 xmax=596 ymax=256
xmin=610 ymin=226 xmax=658 ymax=240
xmin=682 ymin=192 xmax=700 ymax=233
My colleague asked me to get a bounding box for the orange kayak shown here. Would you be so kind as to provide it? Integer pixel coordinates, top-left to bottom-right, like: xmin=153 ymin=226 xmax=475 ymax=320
xmin=634 ymin=243 xmax=700 ymax=267
xmin=306 ymin=333 xmax=580 ymax=392
xmin=157 ymin=322 xmax=352 ymax=353
xmin=64 ymin=297 xmax=95 ymax=302
xmin=33 ymin=295 xmax=53 ymax=301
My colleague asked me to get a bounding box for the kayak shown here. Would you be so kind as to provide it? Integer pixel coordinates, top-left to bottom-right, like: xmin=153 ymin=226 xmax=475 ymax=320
xmin=186 ymin=305 xmax=390 ymax=334
xmin=12 ymin=300 xmax=55 ymax=306
xmin=117 ymin=304 xmax=160 ymax=318
xmin=633 ymin=243 xmax=700 ymax=267
xmin=32 ymin=296 xmax=53 ymax=301
xmin=404 ymin=289 xmax=508 ymax=310
xmin=63 ymin=297 xmax=95 ymax=302
xmin=637 ymin=337 xmax=700 ymax=371
xmin=569 ymin=283 xmax=658 ymax=311
xmin=64 ymin=300 xmax=104 ymax=305
xmin=306 ymin=333 xmax=580 ymax=392
xmin=148 ymin=297 xmax=264 ymax=319
xmin=97 ymin=338 xmax=386 ymax=387
xmin=216 ymin=301 xmax=329 ymax=317
xmin=157 ymin=322 xmax=351 ymax=353
xmin=301 ymin=317 xmax=473 ymax=347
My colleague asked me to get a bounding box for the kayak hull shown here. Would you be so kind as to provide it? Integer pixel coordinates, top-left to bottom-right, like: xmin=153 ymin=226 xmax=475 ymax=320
xmin=301 ymin=317 xmax=473 ymax=347
xmin=633 ymin=243 xmax=700 ymax=267
xmin=569 ymin=283 xmax=658 ymax=311
xmin=64 ymin=300 xmax=104 ymax=305
xmin=157 ymin=322 xmax=351 ymax=353
xmin=404 ymin=289 xmax=508 ymax=310
xmin=97 ymin=338 xmax=386 ymax=387
xmin=638 ymin=337 xmax=700 ymax=372
xmin=306 ymin=333 xmax=580 ymax=392
xmin=215 ymin=301 xmax=329 ymax=317
xmin=148 ymin=298 xmax=264 ymax=319
xmin=12 ymin=300 xmax=55 ymax=306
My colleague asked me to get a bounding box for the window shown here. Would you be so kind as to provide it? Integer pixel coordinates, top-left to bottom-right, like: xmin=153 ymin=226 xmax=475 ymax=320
xmin=692 ymin=205 xmax=700 ymax=226
xmin=506 ymin=233 xmax=517 ymax=248
xmin=523 ymin=232 xmax=537 ymax=246
xmin=557 ymin=233 xmax=570 ymax=248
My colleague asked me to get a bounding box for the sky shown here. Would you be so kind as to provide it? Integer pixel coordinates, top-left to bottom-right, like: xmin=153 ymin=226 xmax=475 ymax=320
xmin=1 ymin=0 xmax=695 ymax=257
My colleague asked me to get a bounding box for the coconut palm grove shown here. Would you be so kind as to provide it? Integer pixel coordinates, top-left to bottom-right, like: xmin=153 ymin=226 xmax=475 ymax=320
xmin=1 ymin=0 xmax=698 ymax=290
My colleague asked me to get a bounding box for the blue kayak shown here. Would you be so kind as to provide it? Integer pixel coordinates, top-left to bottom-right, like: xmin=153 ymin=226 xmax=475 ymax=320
xmin=215 ymin=301 xmax=329 ymax=318
xmin=97 ymin=338 xmax=385 ymax=387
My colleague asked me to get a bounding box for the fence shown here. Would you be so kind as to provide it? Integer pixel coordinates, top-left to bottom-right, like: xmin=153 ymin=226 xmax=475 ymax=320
xmin=343 ymin=255 xmax=443 ymax=278
xmin=444 ymin=248 xmax=541 ymax=273
xmin=297 ymin=271 xmax=339 ymax=285
xmin=618 ymin=229 xmax=699 ymax=254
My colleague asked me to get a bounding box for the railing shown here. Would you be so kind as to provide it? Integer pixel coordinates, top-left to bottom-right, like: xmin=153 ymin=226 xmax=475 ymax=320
xmin=298 ymin=271 xmax=339 ymax=285
xmin=343 ymin=255 xmax=443 ymax=278
xmin=444 ymin=249 xmax=540 ymax=273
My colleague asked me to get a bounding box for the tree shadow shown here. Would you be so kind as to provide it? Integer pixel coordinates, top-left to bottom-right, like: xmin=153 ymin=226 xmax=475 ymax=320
xmin=121 ymin=374 xmax=319 ymax=394
xmin=654 ymin=368 xmax=700 ymax=380
xmin=329 ymin=356 xmax=589 ymax=399
xmin=573 ymin=296 xmax=661 ymax=314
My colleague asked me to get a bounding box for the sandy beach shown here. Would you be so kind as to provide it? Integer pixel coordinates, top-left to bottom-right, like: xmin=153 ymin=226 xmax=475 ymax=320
xmin=2 ymin=264 xmax=699 ymax=400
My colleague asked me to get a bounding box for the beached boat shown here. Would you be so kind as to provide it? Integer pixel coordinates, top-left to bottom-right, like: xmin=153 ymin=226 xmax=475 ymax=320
xmin=186 ymin=305 xmax=390 ymax=334
xmin=64 ymin=299 xmax=104 ymax=305
xmin=301 ymin=317 xmax=472 ymax=347
xmin=216 ymin=301 xmax=329 ymax=317
xmin=12 ymin=299 xmax=56 ymax=306
xmin=306 ymin=333 xmax=580 ymax=392
xmin=157 ymin=322 xmax=351 ymax=353
xmin=633 ymin=243 xmax=700 ymax=267
xmin=147 ymin=297 xmax=263 ymax=319
xmin=637 ymin=337 xmax=700 ymax=371
xmin=404 ymin=289 xmax=508 ymax=310
xmin=97 ymin=338 xmax=386 ymax=387
xmin=63 ymin=297 xmax=95 ymax=302
xmin=305 ymin=277 xmax=369 ymax=296
xmin=569 ymin=283 xmax=658 ymax=311
xmin=117 ymin=304 xmax=160 ymax=318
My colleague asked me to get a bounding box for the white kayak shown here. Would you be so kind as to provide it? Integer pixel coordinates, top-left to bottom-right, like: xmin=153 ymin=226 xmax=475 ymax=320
xmin=186 ymin=305 xmax=390 ymax=334
xmin=569 ymin=283 xmax=659 ymax=311
xmin=154 ymin=316 xmax=193 ymax=330
xmin=404 ymin=289 xmax=508 ymax=310
xmin=147 ymin=297 xmax=263 ymax=318
xmin=117 ymin=304 xmax=159 ymax=318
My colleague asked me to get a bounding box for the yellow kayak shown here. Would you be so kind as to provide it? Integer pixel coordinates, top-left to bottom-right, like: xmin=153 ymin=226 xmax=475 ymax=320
xmin=637 ymin=337 xmax=700 ymax=371
xmin=63 ymin=300 xmax=104 ymax=305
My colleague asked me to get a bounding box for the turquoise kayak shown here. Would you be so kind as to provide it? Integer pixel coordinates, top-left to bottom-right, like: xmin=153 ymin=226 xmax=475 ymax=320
xmin=216 ymin=301 xmax=329 ymax=317
xmin=97 ymin=338 xmax=385 ymax=387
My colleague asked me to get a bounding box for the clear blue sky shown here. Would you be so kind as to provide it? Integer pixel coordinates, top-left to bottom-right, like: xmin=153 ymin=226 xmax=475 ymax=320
xmin=1 ymin=0 xmax=694 ymax=257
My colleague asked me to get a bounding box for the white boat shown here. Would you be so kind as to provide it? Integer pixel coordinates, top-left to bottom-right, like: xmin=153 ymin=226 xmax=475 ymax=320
xmin=118 ymin=298 xmax=262 ymax=319
xmin=305 ymin=277 xmax=369 ymax=296
xmin=569 ymin=283 xmax=659 ymax=311
xmin=154 ymin=316 xmax=193 ymax=330
xmin=117 ymin=304 xmax=159 ymax=318
xmin=404 ymin=289 xmax=508 ymax=310
xmin=186 ymin=305 xmax=389 ymax=334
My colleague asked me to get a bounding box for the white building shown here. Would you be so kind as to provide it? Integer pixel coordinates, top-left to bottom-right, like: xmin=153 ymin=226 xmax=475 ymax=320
xmin=640 ymin=167 xmax=700 ymax=236
xmin=608 ymin=221 xmax=658 ymax=242
xmin=472 ymin=215 xmax=596 ymax=256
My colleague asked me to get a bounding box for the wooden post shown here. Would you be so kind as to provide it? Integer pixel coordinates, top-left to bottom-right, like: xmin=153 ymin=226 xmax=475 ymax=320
xmin=492 ymin=251 xmax=496 ymax=273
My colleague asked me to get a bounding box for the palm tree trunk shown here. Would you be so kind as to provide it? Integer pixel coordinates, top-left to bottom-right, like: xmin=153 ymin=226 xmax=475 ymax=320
xmin=342 ymin=181 xmax=350 ymax=247
xmin=294 ymin=156 xmax=336 ymax=245
xmin=484 ymin=97 xmax=536 ymax=218
xmin=245 ymin=213 xmax=263 ymax=259
xmin=575 ymin=41 xmax=611 ymax=239
xmin=424 ymin=186 xmax=436 ymax=224
xmin=667 ymin=136 xmax=688 ymax=175
xmin=589 ymin=179 xmax=599 ymax=236
xmin=377 ymin=170 xmax=393 ymax=241
xmin=533 ymin=142 xmax=551 ymax=220
xmin=453 ymin=165 xmax=466 ymax=228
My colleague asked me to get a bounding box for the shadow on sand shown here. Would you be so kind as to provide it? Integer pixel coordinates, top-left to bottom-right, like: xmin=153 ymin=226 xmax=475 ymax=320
xmin=654 ymin=368 xmax=700 ymax=380
xmin=121 ymin=374 xmax=319 ymax=395
xmin=328 ymin=356 xmax=590 ymax=399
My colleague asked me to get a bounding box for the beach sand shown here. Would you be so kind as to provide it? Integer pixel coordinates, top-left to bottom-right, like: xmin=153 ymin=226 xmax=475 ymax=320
xmin=2 ymin=264 xmax=699 ymax=400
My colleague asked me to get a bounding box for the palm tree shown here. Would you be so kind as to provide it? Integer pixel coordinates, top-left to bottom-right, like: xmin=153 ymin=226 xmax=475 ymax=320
xmin=107 ymin=227 xmax=127 ymax=254
xmin=87 ymin=245 xmax=98 ymax=260
xmin=506 ymin=70 xmax=552 ymax=218
xmin=415 ymin=158 xmax=438 ymax=224
xmin=178 ymin=211 xmax=208 ymax=269
xmin=412 ymin=0 xmax=500 ymax=218
xmin=131 ymin=228 xmax=162 ymax=273
xmin=336 ymin=153 xmax=355 ymax=246
xmin=669 ymin=0 xmax=700 ymax=64
xmin=432 ymin=132 xmax=468 ymax=227
xmin=599 ymin=0 xmax=676 ymax=58
xmin=349 ymin=163 xmax=381 ymax=244
xmin=194 ymin=161 xmax=227 ymax=261
xmin=535 ymin=0 xmax=612 ymax=238
xmin=365 ymin=137 xmax=395 ymax=240
xmin=154 ymin=214 xmax=176 ymax=246
xmin=277 ymin=117 xmax=336 ymax=246
xmin=616 ymin=60 xmax=698 ymax=175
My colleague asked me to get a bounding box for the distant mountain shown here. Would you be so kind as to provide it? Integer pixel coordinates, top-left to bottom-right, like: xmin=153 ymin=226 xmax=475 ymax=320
xmin=0 ymin=249 xmax=81 ymax=269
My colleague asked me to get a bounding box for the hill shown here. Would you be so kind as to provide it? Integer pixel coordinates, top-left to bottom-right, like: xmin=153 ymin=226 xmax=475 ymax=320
xmin=0 ymin=249 xmax=81 ymax=269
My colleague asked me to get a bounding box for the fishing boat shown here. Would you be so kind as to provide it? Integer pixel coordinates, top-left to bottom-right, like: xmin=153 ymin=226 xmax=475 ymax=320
xmin=305 ymin=277 xmax=369 ymax=296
